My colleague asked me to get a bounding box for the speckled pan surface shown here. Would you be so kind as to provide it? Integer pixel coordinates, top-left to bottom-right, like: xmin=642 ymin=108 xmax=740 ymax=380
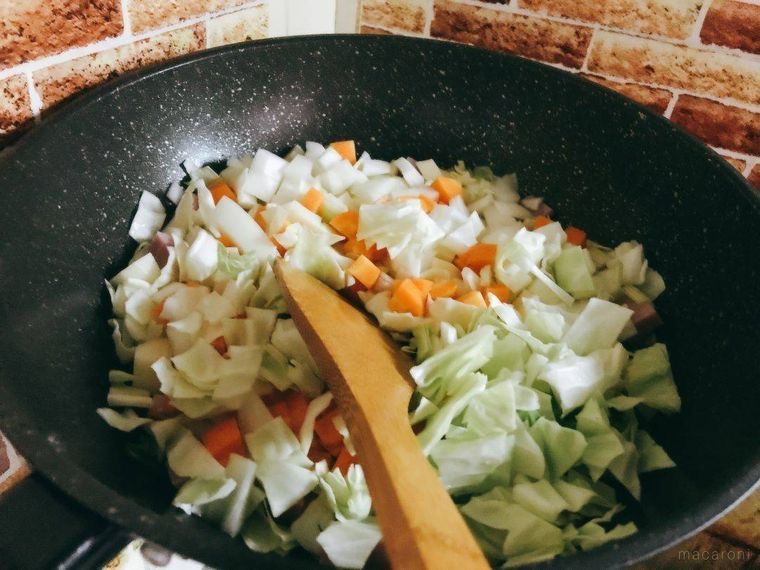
xmin=0 ymin=35 xmax=758 ymax=569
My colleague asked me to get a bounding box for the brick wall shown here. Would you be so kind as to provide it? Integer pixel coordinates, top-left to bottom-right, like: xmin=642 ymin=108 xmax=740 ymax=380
xmin=0 ymin=0 xmax=269 ymax=144
xmin=360 ymin=0 xmax=760 ymax=187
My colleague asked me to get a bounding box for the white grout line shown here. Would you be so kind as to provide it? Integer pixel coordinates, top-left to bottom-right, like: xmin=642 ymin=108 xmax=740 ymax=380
xmin=580 ymin=28 xmax=599 ymax=73
xmin=710 ymin=146 xmax=759 ymax=162
xmin=0 ymin=0 xmax=266 ymax=81
xmin=686 ymin=0 xmax=714 ymax=45
xmin=663 ymin=92 xmax=679 ymax=119
xmin=741 ymin=159 xmax=757 ymax=178
xmin=120 ymin=0 xmax=133 ymax=37
xmin=0 ymin=433 xmax=24 ymax=488
xmin=423 ymin=0 xmax=435 ymax=36
xmin=357 ymin=22 xmax=430 ymax=38
xmin=24 ymin=71 xmax=43 ymax=118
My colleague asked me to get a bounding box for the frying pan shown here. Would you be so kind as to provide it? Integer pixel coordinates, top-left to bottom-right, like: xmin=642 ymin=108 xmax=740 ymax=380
xmin=0 ymin=35 xmax=758 ymax=569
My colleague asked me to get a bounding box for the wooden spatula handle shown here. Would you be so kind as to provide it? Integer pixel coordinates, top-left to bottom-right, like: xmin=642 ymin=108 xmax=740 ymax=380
xmin=275 ymin=262 xmax=489 ymax=570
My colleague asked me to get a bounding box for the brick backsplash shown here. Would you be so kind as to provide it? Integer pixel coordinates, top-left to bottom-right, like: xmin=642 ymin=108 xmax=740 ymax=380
xmin=700 ymin=0 xmax=760 ymax=55
xmin=518 ymin=0 xmax=704 ymax=40
xmin=0 ymin=0 xmax=123 ymax=71
xmin=0 ymin=75 xmax=33 ymax=138
xmin=581 ymin=74 xmax=673 ymax=115
xmin=35 ymin=26 xmax=206 ymax=109
xmin=670 ymin=94 xmax=760 ymax=156
xmin=431 ymin=0 xmax=593 ymax=68
xmin=206 ymin=5 xmax=268 ymax=48
xmin=586 ymin=31 xmax=760 ymax=105
xmin=362 ymin=0 xmax=430 ymax=33
xmin=361 ymin=0 xmax=760 ymax=186
xmin=128 ymin=0 xmax=249 ymax=34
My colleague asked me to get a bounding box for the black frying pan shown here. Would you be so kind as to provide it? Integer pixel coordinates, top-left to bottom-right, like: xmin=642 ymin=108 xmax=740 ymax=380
xmin=0 ymin=35 xmax=758 ymax=569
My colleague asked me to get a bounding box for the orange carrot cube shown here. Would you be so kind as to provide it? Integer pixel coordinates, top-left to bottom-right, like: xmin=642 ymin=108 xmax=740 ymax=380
xmin=330 ymin=140 xmax=357 ymax=164
xmin=431 ymin=176 xmax=463 ymax=204
xmin=348 ymin=255 xmax=381 ymax=288
xmin=300 ymin=187 xmax=324 ymax=213
xmin=457 ymin=290 xmax=487 ymax=308
xmin=455 ymin=243 xmax=497 ymax=272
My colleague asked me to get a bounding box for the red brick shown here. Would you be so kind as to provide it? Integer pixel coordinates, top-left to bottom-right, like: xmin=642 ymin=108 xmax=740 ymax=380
xmin=588 ymin=31 xmax=760 ymax=105
xmin=582 ymin=74 xmax=673 ymax=114
xmin=717 ymin=154 xmax=747 ymax=173
xmin=0 ymin=0 xmax=122 ymax=71
xmin=0 ymin=75 xmax=34 ymax=139
xmin=34 ymin=26 xmax=205 ymax=109
xmin=129 ymin=0 xmax=246 ymax=33
xmin=747 ymin=164 xmax=760 ymax=189
xmin=670 ymin=95 xmax=760 ymax=155
xmin=206 ymin=5 xmax=268 ymax=48
xmin=431 ymin=0 xmax=593 ymax=68
xmin=520 ymin=0 xmax=702 ymax=40
xmin=700 ymin=0 xmax=760 ymax=55
xmin=360 ymin=26 xmax=396 ymax=35
xmin=361 ymin=0 xmax=430 ymax=33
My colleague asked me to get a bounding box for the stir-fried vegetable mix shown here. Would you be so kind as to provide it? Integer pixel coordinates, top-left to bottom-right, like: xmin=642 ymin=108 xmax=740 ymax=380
xmin=101 ymin=140 xmax=679 ymax=567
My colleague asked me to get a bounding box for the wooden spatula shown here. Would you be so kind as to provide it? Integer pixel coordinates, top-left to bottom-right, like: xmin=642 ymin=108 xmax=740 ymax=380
xmin=274 ymin=260 xmax=490 ymax=570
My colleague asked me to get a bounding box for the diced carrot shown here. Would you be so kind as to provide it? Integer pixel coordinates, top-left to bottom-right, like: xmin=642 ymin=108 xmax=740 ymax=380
xmin=431 ymin=176 xmax=463 ymax=204
xmin=284 ymin=390 xmax=310 ymax=434
xmin=329 ymin=211 xmax=359 ymax=239
xmin=148 ymin=394 xmax=179 ymax=419
xmin=348 ymin=255 xmax=381 ymax=288
xmin=399 ymin=195 xmax=436 ymax=214
xmin=308 ymin=439 xmax=333 ymax=465
xmin=565 ymin=226 xmax=587 ymax=247
xmin=150 ymin=300 xmax=168 ymax=325
xmin=419 ymin=195 xmax=437 ymax=213
xmin=411 ymin=278 xmax=434 ymax=297
xmin=201 ymin=415 xmax=247 ymax=466
xmin=457 ymin=290 xmax=487 ymax=308
xmin=430 ymin=280 xmax=458 ymax=299
xmin=269 ymin=400 xmax=291 ymax=428
xmin=218 ymin=232 xmax=236 ymax=248
xmin=481 ymin=284 xmax=512 ymax=303
xmin=371 ymin=245 xmax=389 ymax=264
xmin=315 ymin=408 xmax=343 ymax=452
xmin=532 ymin=215 xmax=552 ymax=229
xmin=208 ymin=180 xmax=236 ymax=204
xmin=330 ymin=140 xmax=357 ymax=164
xmin=300 ymin=187 xmax=324 ymax=213
xmin=271 ymin=236 xmax=287 ymax=256
xmin=334 ymin=446 xmax=357 ymax=475
xmin=261 ymin=388 xmax=286 ymax=407
xmin=389 ymin=278 xmax=426 ymax=317
xmin=341 ymin=238 xmax=385 ymax=262
xmin=210 ymin=336 xmax=228 ymax=356
xmin=253 ymin=208 xmax=268 ymax=232
xmin=455 ymin=243 xmax=497 ymax=272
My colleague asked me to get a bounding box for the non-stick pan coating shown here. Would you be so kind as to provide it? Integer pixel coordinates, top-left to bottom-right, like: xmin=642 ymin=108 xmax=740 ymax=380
xmin=0 ymin=36 xmax=758 ymax=569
